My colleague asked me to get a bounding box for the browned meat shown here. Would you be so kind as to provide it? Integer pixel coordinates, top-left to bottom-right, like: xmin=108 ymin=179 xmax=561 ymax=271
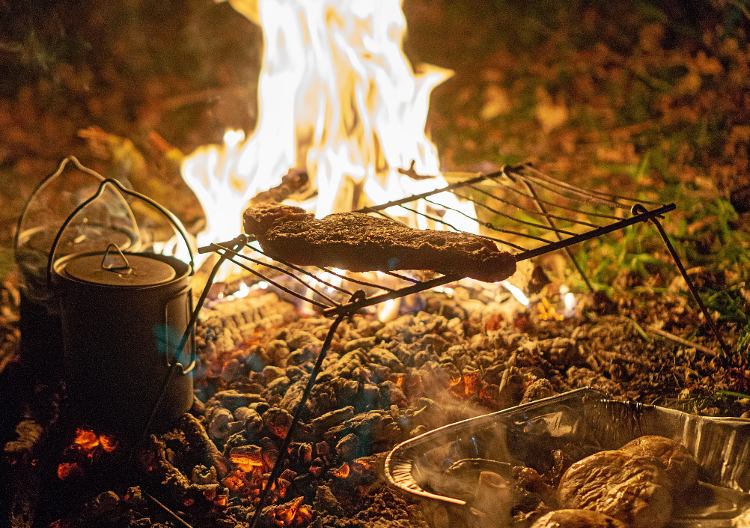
xmin=243 ymin=204 xmax=516 ymax=282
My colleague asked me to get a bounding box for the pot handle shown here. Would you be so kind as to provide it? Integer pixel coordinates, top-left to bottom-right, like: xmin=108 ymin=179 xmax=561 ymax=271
xmin=47 ymin=178 xmax=196 ymax=288
xmin=14 ymin=156 xmax=107 ymax=259
xmin=163 ymin=285 xmax=196 ymax=375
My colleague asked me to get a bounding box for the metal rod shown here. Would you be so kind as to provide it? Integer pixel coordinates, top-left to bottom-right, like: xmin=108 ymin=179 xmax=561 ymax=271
xmin=220 ymin=246 xmax=342 ymax=306
xmin=249 ymin=309 xmax=350 ymax=528
xmin=501 ymin=169 xmax=628 ymax=210
xmin=223 ymin=253 xmax=331 ymax=309
xmin=358 ymin=170 xmax=502 ymax=213
xmin=397 ymin=204 xmax=465 ymax=232
xmin=522 ymin=180 xmax=595 ymax=293
xmin=429 ymin=192 xmax=582 ymax=235
xmin=448 ymin=189 xmax=600 ymax=230
xmin=146 ymin=492 xmax=195 ymax=528
xmin=514 ymin=203 xmax=676 ymax=261
xmin=635 ymin=205 xmax=731 ymax=359
xmin=524 ymin=164 xmax=664 ymax=206
xmin=467 ymin=181 xmax=621 ymax=221
xmin=323 ymin=274 xmax=461 ymax=316
xmin=318 ymin=267 xmax=396 ymax=292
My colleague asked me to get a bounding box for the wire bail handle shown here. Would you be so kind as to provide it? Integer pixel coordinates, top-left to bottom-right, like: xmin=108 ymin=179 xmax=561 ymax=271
xmin=101 ymin=243 xmax=132 ymax=273
xmin=47 ymin=177 xmax=195 ymax=288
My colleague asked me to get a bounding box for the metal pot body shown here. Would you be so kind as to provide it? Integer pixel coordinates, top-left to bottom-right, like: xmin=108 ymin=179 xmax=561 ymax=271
xmin=53 ymin=251 xmax=194 ymax=437
xmin=19 ymin=290 xmax=64 ymax=378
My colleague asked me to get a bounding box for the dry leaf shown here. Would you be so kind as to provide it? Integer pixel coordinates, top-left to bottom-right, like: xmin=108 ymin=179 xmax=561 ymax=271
xmin=480 ymin=85 xmax=511 ymax=120
xmin=535 ymin=88 xmax=568 ymax=133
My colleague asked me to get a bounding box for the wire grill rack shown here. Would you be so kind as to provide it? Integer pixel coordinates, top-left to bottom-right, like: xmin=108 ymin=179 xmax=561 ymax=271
xmin=198 ymin=163 xmax=676 ymax=316
xmin=144 ymin=163 xmax=728 ymax=528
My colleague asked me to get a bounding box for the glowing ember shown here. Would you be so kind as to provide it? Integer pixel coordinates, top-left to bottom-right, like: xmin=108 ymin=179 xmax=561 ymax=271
xmin=230 ymin=445 xmax=265 ymax=472
xmin=56 ymin=461 xmax=83 ymax=480
xmin=73 ymin=428 xmax=100 ymax=450
xmin=269 ymin=496 xmax=312 ymax=527
xmin=57 ymin=428 xmax=119 ymax=480
xmin=331 ymin=462 xmax=350 ymax=479
xmin=98 ymin=434 xmax=118 ymax=453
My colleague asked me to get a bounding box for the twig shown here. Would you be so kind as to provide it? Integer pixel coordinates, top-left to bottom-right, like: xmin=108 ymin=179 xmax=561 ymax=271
xmin=715 ymin=389 xmax=750 ymax=400
xmin=646 ymin=325 xmax=719 ymax=357
xmin=621 ymin=316 xmax=652 ymax=343
xmin=145 ymin=492 xmax=194 ymax=528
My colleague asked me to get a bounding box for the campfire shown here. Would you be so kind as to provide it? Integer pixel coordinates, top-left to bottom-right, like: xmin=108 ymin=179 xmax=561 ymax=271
xmin=2 ymin=1 xmax=749 ymax=528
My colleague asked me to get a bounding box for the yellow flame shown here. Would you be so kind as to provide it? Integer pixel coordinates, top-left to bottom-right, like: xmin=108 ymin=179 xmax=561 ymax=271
xmin=181 ymin=0 xmax=478 ymax=248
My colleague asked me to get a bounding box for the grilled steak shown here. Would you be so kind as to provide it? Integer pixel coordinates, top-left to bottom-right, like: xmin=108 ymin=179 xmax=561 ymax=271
xmin=243 ymin=204 xmax=516 ymax=282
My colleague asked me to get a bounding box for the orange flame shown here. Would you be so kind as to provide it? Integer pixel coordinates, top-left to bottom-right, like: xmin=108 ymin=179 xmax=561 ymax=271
xmin=73 ymin=428 xmax=99 ymax=450
xmin=178 ymin=0 xmax=530 ymax=316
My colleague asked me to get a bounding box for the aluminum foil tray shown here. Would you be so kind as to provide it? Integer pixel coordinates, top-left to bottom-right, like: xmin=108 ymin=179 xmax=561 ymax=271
xmin=385 ymin=388 xmax=750 ymax=527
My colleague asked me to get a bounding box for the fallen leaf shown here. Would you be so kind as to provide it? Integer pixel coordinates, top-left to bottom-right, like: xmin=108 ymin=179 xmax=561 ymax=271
xmin=480 ymin=85 xmax=511 ymax=120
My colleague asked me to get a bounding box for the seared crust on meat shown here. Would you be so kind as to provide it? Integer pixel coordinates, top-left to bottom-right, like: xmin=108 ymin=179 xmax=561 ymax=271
xmin=243 ymin=204 xmax=516 ymax=282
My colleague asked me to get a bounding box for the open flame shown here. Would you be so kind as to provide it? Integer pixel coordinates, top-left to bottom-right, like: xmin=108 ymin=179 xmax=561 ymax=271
xmin=180 ymin=0 xmax=528 ymax=310
xmin=182 ymin=0 xmax=465 ymax=242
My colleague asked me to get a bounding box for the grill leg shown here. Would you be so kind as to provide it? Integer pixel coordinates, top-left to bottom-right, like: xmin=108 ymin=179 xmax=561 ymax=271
xmin=250 ymin=310 xmax=348 ymax=528
xmin=634 ymin=205 xmax=732 ymax=360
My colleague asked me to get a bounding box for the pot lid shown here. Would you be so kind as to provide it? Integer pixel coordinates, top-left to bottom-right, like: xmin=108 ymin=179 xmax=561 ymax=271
xmin=61 ymin=249 xmax=176 ymax=287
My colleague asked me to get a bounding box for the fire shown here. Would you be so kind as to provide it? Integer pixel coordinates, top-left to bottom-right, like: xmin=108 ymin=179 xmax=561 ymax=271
xmin=269 ymin=496 xmax=312 ymax=527
xmin=180 ymin=0 xmax=529 ymax=309
xmin=56 ymin=462 xmax=83 ymax=480
xmin=331 ymin=462 xmax=350 ymax=479
xmin=182 ymin=1 xmax=474 ymax=244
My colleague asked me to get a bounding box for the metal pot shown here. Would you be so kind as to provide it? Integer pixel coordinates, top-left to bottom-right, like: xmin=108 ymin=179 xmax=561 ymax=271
xmin=48 ymin=179 xmax=197 ymax=437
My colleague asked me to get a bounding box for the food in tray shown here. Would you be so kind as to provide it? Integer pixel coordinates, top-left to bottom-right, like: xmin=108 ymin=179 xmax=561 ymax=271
xmin=619 ymin=434 xmax=699 ymax=492
xmin=557 ymin=449 xmax=673 ymax=528
xmin=455 ymin=435 xmax=699 ymax=527
xmin=243 ymin=203 xmax=516 ymax=282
